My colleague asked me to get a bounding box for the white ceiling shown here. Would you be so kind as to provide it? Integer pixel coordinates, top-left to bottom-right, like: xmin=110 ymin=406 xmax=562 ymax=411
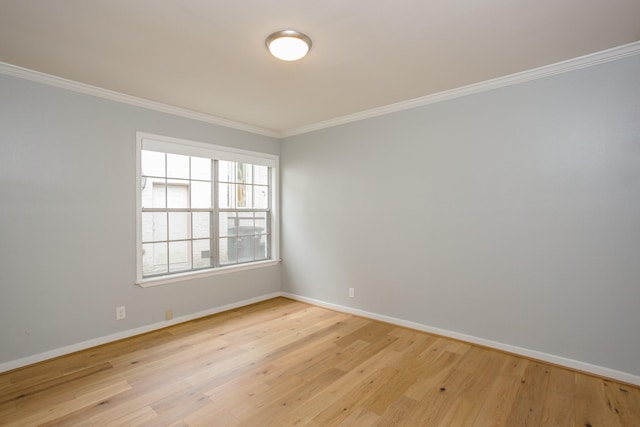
xmin=1 ymin=1 xmax=639 ymax=136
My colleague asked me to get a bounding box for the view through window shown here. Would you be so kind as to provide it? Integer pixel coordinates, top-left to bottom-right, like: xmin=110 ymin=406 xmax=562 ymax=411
xmin=137 ymin=134 xmax=277 ymax=283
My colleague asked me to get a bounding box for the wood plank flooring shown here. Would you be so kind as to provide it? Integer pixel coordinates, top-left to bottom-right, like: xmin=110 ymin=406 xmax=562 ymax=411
xmin=0 ymin=297 xmax=638 ymax=426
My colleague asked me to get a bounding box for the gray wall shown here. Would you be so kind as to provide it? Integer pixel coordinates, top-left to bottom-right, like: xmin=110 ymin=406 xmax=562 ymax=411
xmin=281 ymin=55 xmax=640 ymax=376
xmin=0 ymin=74 xmax=281 ymax=365
xmin=2 ymin=53 xmax=639 ymax=377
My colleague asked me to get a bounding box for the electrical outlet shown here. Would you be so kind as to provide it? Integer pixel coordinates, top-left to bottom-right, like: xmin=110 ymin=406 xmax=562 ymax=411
xmin=166 ymin=309 xmax=173 ymax=321
xmin=116 ymin=306 xmax=126 ymax=320
xmin=348 ymin=288 xmax=355 ymax=298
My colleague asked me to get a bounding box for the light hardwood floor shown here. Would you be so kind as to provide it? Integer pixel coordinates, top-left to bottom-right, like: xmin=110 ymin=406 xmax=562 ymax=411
xmin=0 ymin=297 xmax=638 ymax=426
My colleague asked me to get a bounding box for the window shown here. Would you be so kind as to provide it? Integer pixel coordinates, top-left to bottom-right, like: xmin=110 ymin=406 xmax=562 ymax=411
xmin=136 ymin=133 xmax=279 ymax=286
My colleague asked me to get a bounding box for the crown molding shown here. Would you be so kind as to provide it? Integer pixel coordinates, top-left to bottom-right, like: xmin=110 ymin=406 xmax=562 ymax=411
xmin=282 ymin=40 xmax=640 ymax=138
xmin=2 ymin=41 xmax=639 ymax=140
xmin=0 ymin=62 xmax=281 ymax=139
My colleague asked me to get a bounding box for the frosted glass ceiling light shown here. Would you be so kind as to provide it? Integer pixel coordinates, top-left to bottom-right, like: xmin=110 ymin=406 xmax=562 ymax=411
xmin=266 ymin=30 xmax=312 ymax=61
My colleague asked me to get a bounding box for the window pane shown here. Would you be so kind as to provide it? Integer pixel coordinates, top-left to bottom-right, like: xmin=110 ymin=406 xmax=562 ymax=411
xmin=238 ymin=214 xmax=254 ymax=236
xmin=142 ymin=212 xmax=167 ymax=242
xmin=219 ymin=237 xmax=237 ymax=265
xmin=236 ymin=184 xmax=252 ymax=208
xmin=141 ymin=150 xmax=165 ymax=177
xmin=255 ymin=235 xmax=268 ymax=260
xmin=191 ymin=181 xmax=211 ymax=208
xmin=167 ymin=153 xmax=189 ymax=179
xmin=168 ymin=212 xmax=190 ymax=240
xmin=218 ymin=212 xmax=238 ymax=237
xmin=152 ymin=180 xmax=168 ymax=208
xmin=142 ymin=178 xmax=166 ymax=209
xmin=192 ymin=212 xmax=210 ymax=239
xmin=219 ymin=183 xmax=235 ymax=209
xmin=193 ymin=239 xmax=212 ymax=269
xmin=191 ymin=157 xmax=211 ymax=181
xmin=237 ymin=163 xmax=252 ymax=184
xmin=254 ymin=185 xmax=269 ymax=209
xmin=255 ymin=212 xmax=267 ymax=235
xmin=141 ymin=212 xmax=153 ymax=242
xmin=219 ymin=160 xmax=235 ymax=183
xmin=238 ymin=236 xmax=255 ymax=263
xmin=219 ymin=212 xmax=237 ymax=237
xmin=254 ymin=165 xmax=269 ymax=185
xmin=142 ymin=242 xmax=168 ymax=276
xmin=167 ymin=180 xmax=189 ymax=208
xmin=139 ymin=137 xmax=276 ymax=280
xmin=169 ymin=241 xmax=191 ymax=272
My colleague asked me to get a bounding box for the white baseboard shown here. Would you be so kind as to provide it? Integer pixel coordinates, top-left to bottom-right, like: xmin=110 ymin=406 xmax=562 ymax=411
xmin=0 ymin=292 xmax=281 ymax=374
xmin=281 ymin=292 xmax=640 ymax=386
xmin=3 ymin=291 xmax=638 ymax=387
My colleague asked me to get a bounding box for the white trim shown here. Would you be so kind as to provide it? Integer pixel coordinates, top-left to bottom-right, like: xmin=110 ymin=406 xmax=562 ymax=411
xmin=0 ymin=62 xmax=280 ymax=138
xmin=0 ymin=292 xmax=281 ymax=374
xmin=269 ymin=156 xmax=281 ymax=261
xmin=2 ymin=42 xmax=639 ymax=139
xmin=136 ymin=131 xmax=280 ymax=285
xmin=281 ymin=292 xmax=640 ymax=386
xmin=282 ymin=40 xmax=640 ymax=137
xmin=3 ymin=291 xmax=639 ymax=385
xmin=138 ymin=132 xmax=278 ymax=167
xmin=136 ymin=259 xmax=281 ymax=287
xmin=135 ymin=136 xmax=143 ymax=282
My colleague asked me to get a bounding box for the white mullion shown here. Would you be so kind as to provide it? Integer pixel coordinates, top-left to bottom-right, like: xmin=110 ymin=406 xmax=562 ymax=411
xmin=212 ymin=159 xmax=219 ymax=268
xmin=267 ymin=166 xmax=272 ymax=259
xmin=164 ymin=153 xmax=170 ymax=272
xmin=142 ymin=208 xmax=210 ymax=213
xmin=188 ymin=157 xmax=193 ymax=271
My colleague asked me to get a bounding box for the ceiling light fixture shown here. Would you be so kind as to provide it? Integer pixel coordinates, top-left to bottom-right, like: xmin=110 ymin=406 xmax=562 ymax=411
xmin=265 ymin=30 xmax=312 ymax=61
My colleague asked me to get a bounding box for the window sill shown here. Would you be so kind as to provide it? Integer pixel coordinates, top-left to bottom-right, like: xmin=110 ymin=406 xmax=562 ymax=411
xmin=136 ymin=259 xmax=281 ymax=288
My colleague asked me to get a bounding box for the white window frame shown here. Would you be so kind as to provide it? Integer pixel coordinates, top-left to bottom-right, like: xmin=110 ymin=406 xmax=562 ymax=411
xmin=135 ymin=132 xmax=280 ymax=287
